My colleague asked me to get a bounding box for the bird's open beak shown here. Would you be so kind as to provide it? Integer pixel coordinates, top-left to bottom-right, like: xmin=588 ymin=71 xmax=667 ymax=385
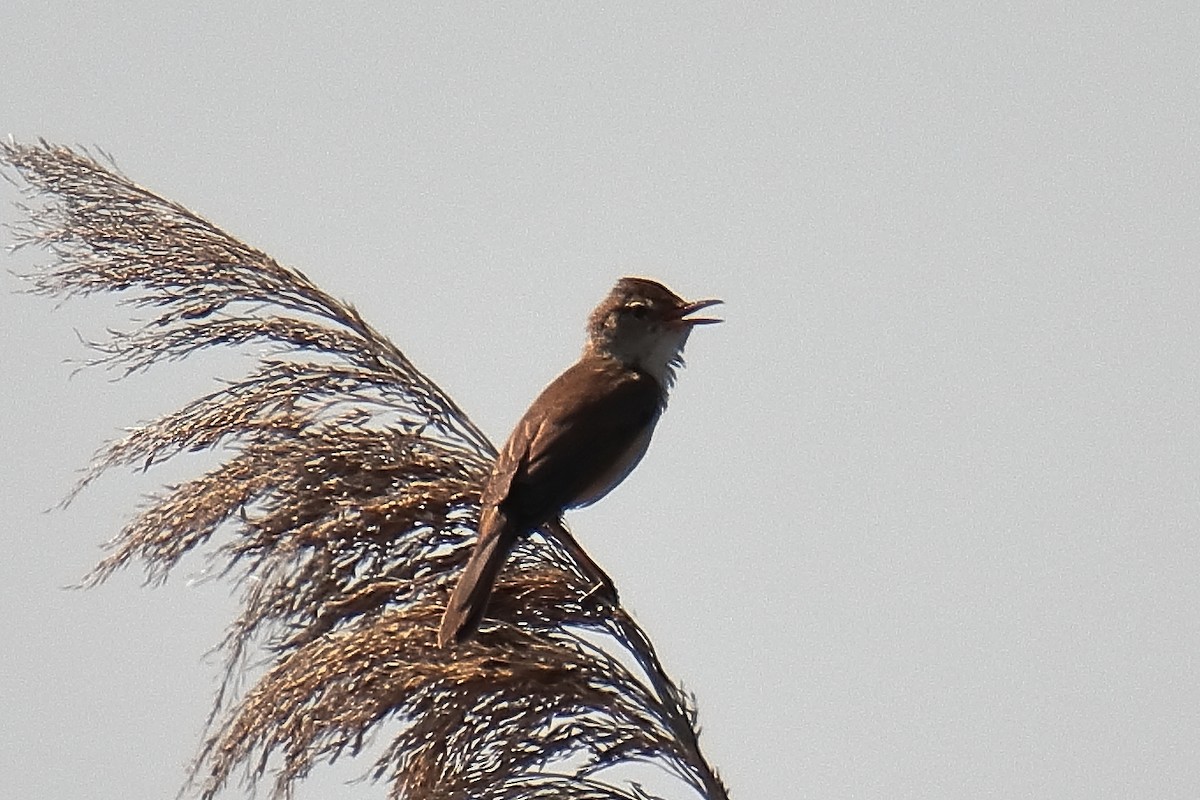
xmin=672 ymin=297 xmax=724 ymax=326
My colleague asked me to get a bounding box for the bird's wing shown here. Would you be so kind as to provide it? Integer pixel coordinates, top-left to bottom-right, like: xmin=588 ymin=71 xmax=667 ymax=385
xmin=483 ymin=359 xmax=664 ymax=521
xmin=441 ymin=360 xmax=655 ymax=646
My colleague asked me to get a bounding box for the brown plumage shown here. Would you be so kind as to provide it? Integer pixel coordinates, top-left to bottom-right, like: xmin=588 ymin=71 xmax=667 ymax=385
xmin=439 ymin=277 xmax=720 ymax=647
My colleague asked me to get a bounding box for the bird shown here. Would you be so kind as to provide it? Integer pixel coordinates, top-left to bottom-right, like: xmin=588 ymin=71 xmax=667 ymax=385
xmin=438 ymin=276 xmax=721 ymax=647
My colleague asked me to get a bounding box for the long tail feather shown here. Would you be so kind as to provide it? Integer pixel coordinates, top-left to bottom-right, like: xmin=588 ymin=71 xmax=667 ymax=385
xmin=439 ymin=511 xmax=515 ymax=646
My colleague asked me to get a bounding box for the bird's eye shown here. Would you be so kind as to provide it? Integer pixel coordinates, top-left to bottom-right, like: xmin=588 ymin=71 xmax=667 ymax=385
xmin=624 ymin=302 xmax=650 ymax=318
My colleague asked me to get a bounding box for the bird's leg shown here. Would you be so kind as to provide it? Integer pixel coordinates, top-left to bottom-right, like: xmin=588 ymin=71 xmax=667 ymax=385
xmin=541 ymin=518 xmax=619 ymax=606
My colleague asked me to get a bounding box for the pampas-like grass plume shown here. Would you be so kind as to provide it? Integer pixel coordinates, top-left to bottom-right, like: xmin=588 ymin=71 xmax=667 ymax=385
xmin=2 ymin=140 xmax=729 ymax=800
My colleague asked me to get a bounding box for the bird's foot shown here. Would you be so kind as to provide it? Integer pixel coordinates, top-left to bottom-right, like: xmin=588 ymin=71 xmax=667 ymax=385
xmin=579 ymin=575 xmax=619 ymax=607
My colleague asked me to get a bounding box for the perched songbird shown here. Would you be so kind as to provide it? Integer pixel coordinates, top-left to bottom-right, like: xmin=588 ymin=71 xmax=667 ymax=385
xmin=438 ymin=277 xmax=721 ymax=647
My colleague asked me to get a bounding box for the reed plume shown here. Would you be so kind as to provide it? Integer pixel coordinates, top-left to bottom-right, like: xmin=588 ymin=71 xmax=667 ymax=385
xmin=2 ymin=140 xmax=728 ymax=800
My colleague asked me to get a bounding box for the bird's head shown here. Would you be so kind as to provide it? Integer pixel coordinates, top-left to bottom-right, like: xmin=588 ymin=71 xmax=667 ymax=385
xmin=586 ymin=277 xmax=722 ymax=385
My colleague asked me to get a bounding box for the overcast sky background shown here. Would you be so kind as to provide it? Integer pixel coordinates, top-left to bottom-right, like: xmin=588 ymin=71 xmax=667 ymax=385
xmin=3 ymin=3 xmax=1200 ymax=799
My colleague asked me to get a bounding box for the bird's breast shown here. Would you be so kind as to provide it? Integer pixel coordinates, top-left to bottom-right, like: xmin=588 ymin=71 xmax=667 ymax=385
xmin=568 ymin=418 xmax=658 ymax=508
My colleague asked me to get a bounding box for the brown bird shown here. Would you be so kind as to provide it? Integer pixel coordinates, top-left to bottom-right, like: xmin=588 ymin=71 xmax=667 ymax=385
xmin=438 ymin=277 xmax=721 ymax=647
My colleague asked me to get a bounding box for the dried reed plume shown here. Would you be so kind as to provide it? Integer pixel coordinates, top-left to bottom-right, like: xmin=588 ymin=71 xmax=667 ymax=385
xmin=2 ymin=140 xmax=729 ymax=800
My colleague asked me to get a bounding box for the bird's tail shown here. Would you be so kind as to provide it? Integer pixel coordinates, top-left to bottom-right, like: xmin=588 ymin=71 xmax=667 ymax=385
xmin=438 ymin=511 xmax=515 ymax=647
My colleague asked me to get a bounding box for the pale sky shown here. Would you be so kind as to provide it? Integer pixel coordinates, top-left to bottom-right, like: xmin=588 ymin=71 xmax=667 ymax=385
xmin=3 ymin=4 xmax=1200 ymax=799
